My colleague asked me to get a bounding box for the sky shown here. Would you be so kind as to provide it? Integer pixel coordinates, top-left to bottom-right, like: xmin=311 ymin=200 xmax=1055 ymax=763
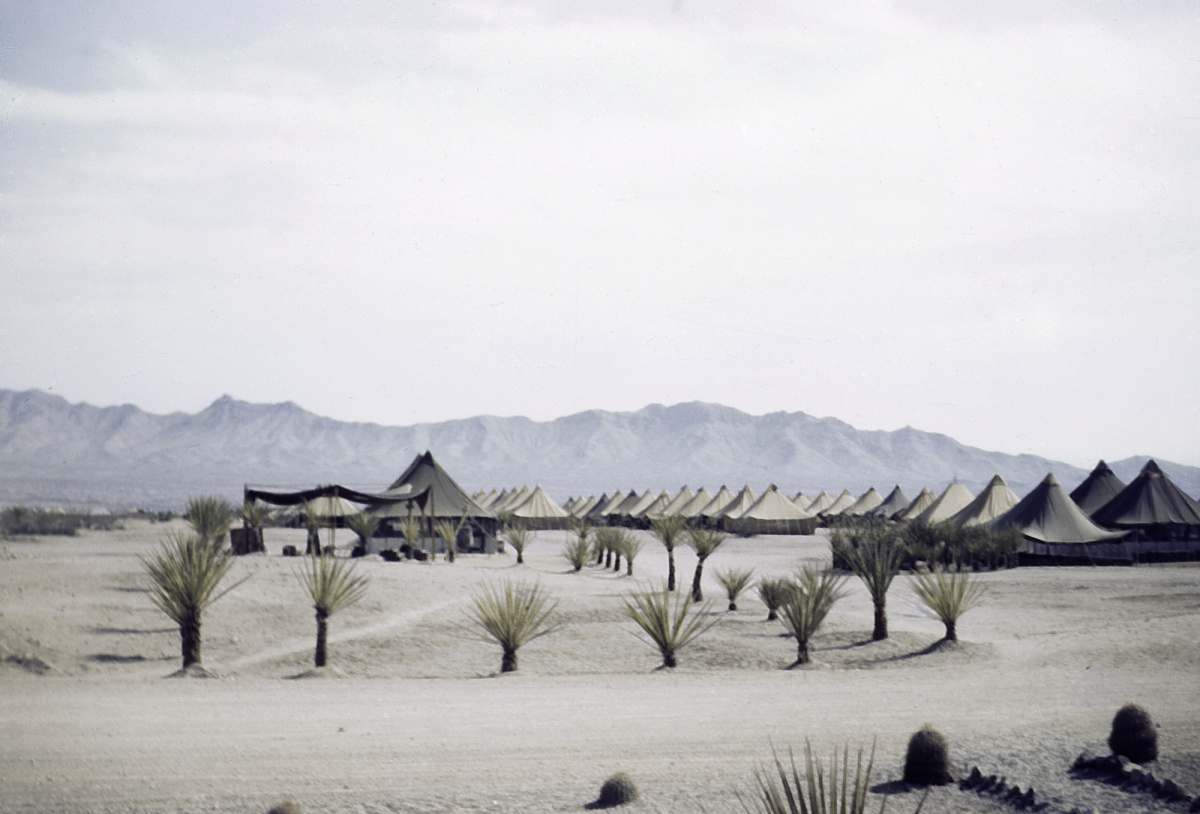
xmin=1 ymin=1 xmax=1198 ymax=468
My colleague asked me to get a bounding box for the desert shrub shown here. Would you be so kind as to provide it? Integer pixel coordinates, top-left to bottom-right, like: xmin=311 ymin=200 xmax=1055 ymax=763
xmin=294 ymin=554 xmax=368 ymax=668
xmin=346 ymin=513 xmax=381 ymax=554
xmin=185 ymin=495 xmax=233 ymax=548
xmin=595 ymin=772 xmax=638 ymax=807
xmin=465 ymin=580 xmax=559 ymax=673
xmin=714 ymin=567 xmax=755 ymax=611
xmin=649 ymin=514 xmax=689 ymax=591
xmin=778 ymin=565 xmax=847 ymax=667
xmin=563 ymin=536 xmax=591 ymax=571
xmin=1 ymin=507 xmax=80 ymax=537
xmin=504 ymin=524 xmax=530 ymax=565
xmin=435 ymin=516 xmax=465 ymax=563
xmin=143 ymin=530 xmax=248 ymax=669
xmin=238 ymin=500 xmax=270 ymax=530
xmin=908 ymin=566 xmax=986 ymax=642
xmin=267 ymin=800 xmax=301 ymax=814
xmin=617 ymin=531 xmax=643 ymax=576
xmin=831 ymin=525 xmax=904 ymax=640
xmin=743 ymin=740 xmax=879 ymax=814
xmin=686 ymin=527 xmax=729 ymax=602
xmin=902 ymin=725 xmax=952 ymax=785
xmin=1108 ymin=703 xmax=1157 ymax=764
xmin=623 ymin=583 xmax=716 ymax=669
xmin=593 ymin=526 xmax=621 ymax=568
xmin=757 ymin=577 xmax=797 ymax=622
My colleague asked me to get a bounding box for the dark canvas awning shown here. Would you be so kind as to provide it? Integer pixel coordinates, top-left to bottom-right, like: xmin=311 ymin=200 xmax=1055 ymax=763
xmin=244 ymin=483 xmax=430 ymax=511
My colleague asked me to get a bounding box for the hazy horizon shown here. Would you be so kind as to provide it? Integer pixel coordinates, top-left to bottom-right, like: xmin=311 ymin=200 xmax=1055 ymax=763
xmin=3 ymin=2 xmax=1197 ymax=468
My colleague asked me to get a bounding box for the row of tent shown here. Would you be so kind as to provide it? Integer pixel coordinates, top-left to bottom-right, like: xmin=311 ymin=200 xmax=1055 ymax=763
xmin=473 ymin=459 xmax=1200 ymax=552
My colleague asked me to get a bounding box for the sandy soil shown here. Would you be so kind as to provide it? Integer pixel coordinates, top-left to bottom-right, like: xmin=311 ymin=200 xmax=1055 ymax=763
xmin=1 ymin=520 xmax=1198 ymax=813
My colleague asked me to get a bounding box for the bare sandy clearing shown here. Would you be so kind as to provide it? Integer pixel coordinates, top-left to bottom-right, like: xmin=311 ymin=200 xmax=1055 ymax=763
xmin=1 ymin=520 xmax=1197 ymax=813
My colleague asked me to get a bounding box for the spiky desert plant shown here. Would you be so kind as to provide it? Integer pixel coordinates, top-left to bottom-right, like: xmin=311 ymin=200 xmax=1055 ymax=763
xmin=758 ymin=577 xmax=797 ymax=622
xmin=436 ymin=514 xmax=465 ymax=563
xmin=623 ymin=583 xmax=717 ymax=669
xmin=650 ymin=514 xmax=689 ymax=591
xmin=618 ymin=531 xmax=643 ymax=576
xmin=238 ymin=500 xmax=270 ymax=530
xmin=1109 ymin=703 xmax=1157 ymax=764
xmin=563 ymin=535 xmax=590 ymax=572
xmin=186 ymin=495 xmax=233 ymax=547
xmin=396 ymin=512 xmax=423 ymax=555
xmin=903 ymin=725 xmax=952 ymax=785
xmin=831 ymin=526 xmax=904 ymax=641
xmin=301 ymin=501 xmax=330 ymax=555
xmin=742 ymin=740 xmax=880 ymax=814
xmin=686 ymin=527 xmax=728 ymax=602
xmin=346 ymin=512 xmax=381 ymax=554
xmin=714 ymin=567 xmax=755 ymax=611
xmin=908 ymin=566 xmax=986 ymax=642
xmin=294 ymin=554 xmax=368 ymax=668
xmin=778 ymin=566 xmax=848 ymax=667
xmin=143 ymin=530 xmax=247 ymax=669
xmin=504 ymin=524 xmax=530 ymax=565
xmin=465 ymin=580 xmax=560 ymax=673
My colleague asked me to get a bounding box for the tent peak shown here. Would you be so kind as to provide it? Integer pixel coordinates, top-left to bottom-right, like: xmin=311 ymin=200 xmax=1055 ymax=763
xmin=1141 ymin=459 xmax=1165 ymax=477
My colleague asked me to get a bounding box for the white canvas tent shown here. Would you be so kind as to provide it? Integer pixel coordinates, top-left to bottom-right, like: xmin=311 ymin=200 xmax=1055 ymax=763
xmin=949 ymin=475 xmax=1019 ymax=527
xmin=913 ymin=482 xmax=975 ymax=525
xmin=726 ymin=484 xmax=817 ymax=535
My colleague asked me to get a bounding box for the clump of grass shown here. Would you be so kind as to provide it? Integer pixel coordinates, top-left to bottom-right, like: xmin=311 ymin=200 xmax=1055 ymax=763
xmin=504 ymin=524 xmax=531 ymax=565
xmin=294 ymin=554 xmax=368 ymax=668
xmin=778 ymin=566 xmax=848 ymax=667
xmin=902 ymin=725 xmax=952 ymax=785
xmin=563 ymin=535 xmax=591 ymax=572
xmin=714 ymin=567 xmax=755 ymax=611
xmin=757 ymin=577 xmax=797 ymax=622
xmin=595 ymin=772 xmax=639 ymax=807
xmin=686 ymin=528 xmax=728 ymax=602
xmin=623 ymin=583 xmax=716 ymax=669
xmin=649 ymin=515 xmax=689 ymax=591
xmin=908 ymin=566 xmax=986 ymax=642
xmin=465 ymin=580 xmax=559 ymax=673
xmin=742 ymin=740 xmax=881 ymax=814
xmin=142 ymin=530 xmax=248 ymax=669
xmin=185 ymin=495 xmax=233 ymax=547
xmin=831 ymin=525 xmax=904 ymax=641
xmin=1108 ymin=703 xmax=1157 ymax=764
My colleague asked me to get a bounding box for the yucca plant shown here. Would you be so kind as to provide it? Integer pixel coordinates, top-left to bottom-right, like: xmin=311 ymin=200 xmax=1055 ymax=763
xmin=346 ymin=512 xmax=381 ymax=555
xmin=908 ymin=566 xmax=986 ymax=642
xmin=714 ymin=567 xmax=756 ymax=611
xmin=301 ymin=501 xmax=330 ymax=555
xmin=742 ymin=740 xmax=879 ymax=814
xmin=649 ymin=514 xmax=689 ymax=591
xmin=623 ymin=583 xmax=717 ymax=669
xmin=686 ymin=527 xmax=728 ymax=602
xmin=831 ymin=526 xmax=904 ymax=641
xmin=186 ymin=495 xmax=233 ymax=548
xmin=397 ymin=512 xmax=423 ymax=557
xmin=143 ymin=530 xmax=248 ymax=669
xmin=465 ymin=580 xmax=560 ymax=673
xmin=436 ymin=514 xmax=465 ymax=563
xmin=504 ymin=524 xmax=530 ymax=565
xmin=778 ymin=566 xmax=848 ymax=667
xmin=593 ymin=527 xmax=622 ymax=571
xmin=294 ymin=554 xmax=368 ymax=667
xmin=237 ymin=500 xmax=270 ymax=530
xmin=618 ymin=532 xmax=643 ymax=576
xmin=563 ymin=535 xmax=590 ymax=571
xmin=758 ymin=577 xmax=797 ymax=622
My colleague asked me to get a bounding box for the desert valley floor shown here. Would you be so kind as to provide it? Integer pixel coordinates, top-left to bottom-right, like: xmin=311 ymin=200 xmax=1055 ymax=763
xmin=1 ymin=520 xmax=1198 ymax=813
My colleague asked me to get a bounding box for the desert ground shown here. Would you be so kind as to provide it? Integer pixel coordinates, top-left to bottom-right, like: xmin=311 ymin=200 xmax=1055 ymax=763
xmin=1 ymin=519 xmax=1198 ymax=814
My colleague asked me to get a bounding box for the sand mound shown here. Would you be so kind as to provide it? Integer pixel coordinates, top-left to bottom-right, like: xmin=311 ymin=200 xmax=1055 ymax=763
xmin=167 ymin=663 xmax=220 ymax=679
xmin=288 ymin=666 xmax=347 ymax=680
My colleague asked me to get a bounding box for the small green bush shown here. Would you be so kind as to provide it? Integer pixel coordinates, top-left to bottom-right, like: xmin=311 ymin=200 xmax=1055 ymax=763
xmin=1108 ymin=703 xmax=1157 ymax=764
xmin=902 ymin=725 xmax=952 ymax=785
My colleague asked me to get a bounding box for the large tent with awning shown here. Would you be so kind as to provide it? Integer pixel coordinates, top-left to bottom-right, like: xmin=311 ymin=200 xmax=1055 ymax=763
xmin=374 ymin=451 xmax=498 ymax=552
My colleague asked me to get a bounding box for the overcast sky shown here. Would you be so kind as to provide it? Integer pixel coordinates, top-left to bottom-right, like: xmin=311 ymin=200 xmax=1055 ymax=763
xmin=2 ymin=1 xmax=1198 ymax=467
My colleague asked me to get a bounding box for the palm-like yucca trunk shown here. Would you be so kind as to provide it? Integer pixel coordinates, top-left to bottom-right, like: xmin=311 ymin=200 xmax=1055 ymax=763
xmin=501 ymin=646 xmax=518 ymax=673
xmin=314 ymin=608 xmax=330 ymax=667
xmin=180 ymin=608 xmax=201 ymax=668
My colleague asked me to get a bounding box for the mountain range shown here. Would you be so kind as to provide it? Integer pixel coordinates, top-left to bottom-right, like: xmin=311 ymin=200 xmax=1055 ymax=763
xmin=0 ymin=388 xmax=1196 ymax=510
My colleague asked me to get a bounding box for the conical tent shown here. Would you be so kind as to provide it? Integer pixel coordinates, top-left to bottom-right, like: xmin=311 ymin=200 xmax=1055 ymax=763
xmin=571 ymin=495 xmax=599 ymax=518
xmin=894 ymin=488 xmax=936 ymax=521
xmin=380 ymin=451 xmax=495 ymax=520
xmin=866 ymin=485 xmax=910 ymax=519
xmin=659 ymin=487 xmax=696 ymax=517
xmin=792 ymin=491 xmax=807 ymax=505
xmin=585 ymin=492 xmax=613 ymax=519
xmin=633 ymin=489 xmax=673 ymax=519
xmin=992 ymin=473 xmax=1127 ymax=544
xmin=611 ymin=489 xmax=646 ymax=517
xmin=699 ymin=485 xmax=737 ymax=519
xmin=821 ymin=489 xmax=857 ymax=518
xmin=913 ymin=482 xmax=975 ymax=524
xmin=842 ymin=487 xmax=883 ymax=517
xmin=677 ymin=487 xmax=714 ymax=518
xmin=592 ymin=491 xmax=626 ymax=517
xmin=804 ymin=490 xmax=834 ymax=514
xmin=718 ymin=485 xmax=759 ymax=521
xmin=493 ymin=485 xmax=531 ymax=514
xmin=949 ymin=475 xmax=1019 ymax=527
xmin=623 ymin=489 xmax=663 ymax=519
xmin=1070 ymin=460 xmax=1128 ymax=517
xmin=727 ymin=484 xmax=817 ymax=535
xmin=1092 ymin=460 xmax=1200 ymax=538
xmin=509 ymin=485 xmax=572 ymax=530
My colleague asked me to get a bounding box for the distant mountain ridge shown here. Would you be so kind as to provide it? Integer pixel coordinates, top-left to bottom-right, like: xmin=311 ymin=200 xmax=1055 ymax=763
xmin=0 ymin=388 xmax=1196 ymax=510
